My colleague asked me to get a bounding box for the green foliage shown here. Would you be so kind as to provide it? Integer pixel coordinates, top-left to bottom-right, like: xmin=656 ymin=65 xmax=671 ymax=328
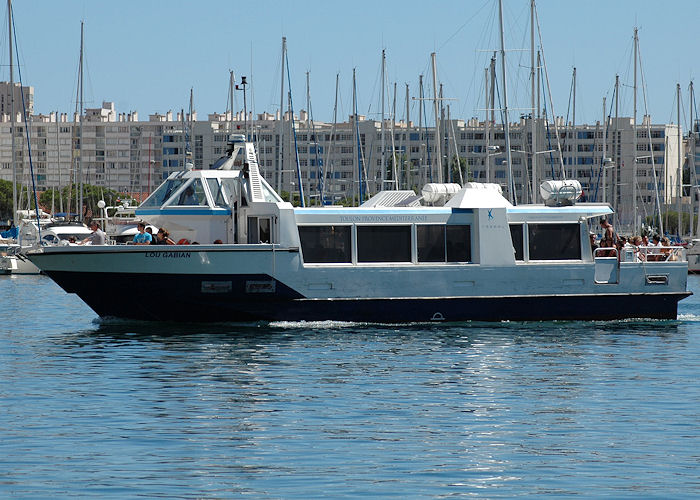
xmin=0 ymin=180 xmax=13 ymax=222
xmin=3 ymin=182 xmax=128 ymax=220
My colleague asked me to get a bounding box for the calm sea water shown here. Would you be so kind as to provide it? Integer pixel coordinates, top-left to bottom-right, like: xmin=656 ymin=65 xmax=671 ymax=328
xmin=1 ymin=275 xmax=699 ymax=498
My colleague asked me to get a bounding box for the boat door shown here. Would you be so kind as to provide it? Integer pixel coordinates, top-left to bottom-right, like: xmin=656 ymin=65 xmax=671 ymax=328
xmin=247 ymin=216 xmax=272 ymax=244
xmin=594 ymin=248 xmax=619 ymax=284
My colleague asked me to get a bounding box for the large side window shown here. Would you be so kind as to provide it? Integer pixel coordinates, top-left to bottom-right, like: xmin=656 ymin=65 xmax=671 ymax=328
xmin=528 ymin=223 xmax=581 ymax=260
xmin=446 ymin=225 xmax=471 ymax=262
xmin=417 ymin=225 xmax=471 ymax=263
xmin=357 ymin=226 xmax=411 ymax=263
xmin=299 ymin=226 xmax=352 ymax=263
xmin=417 ymin=225 xmax=445 ymax=262
xmin=510 ymin=224 xmax=524 ymax=261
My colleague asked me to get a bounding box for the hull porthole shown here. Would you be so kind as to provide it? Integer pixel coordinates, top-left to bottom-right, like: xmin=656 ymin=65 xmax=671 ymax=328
xmin=431 ymin=312 xmax=445 ymax=322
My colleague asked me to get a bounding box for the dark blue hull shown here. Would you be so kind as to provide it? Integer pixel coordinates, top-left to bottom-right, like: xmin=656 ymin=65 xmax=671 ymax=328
xmin=46 ymin=271 xmax=690 ymax=323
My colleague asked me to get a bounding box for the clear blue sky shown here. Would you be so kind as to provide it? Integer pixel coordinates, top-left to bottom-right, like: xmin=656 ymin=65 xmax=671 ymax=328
xmin=4 ymin=0 xmax=699 ymax=128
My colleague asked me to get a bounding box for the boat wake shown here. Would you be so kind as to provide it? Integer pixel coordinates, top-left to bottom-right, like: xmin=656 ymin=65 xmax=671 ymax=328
xmin=269 ymin=320 xmax=366 ymax=329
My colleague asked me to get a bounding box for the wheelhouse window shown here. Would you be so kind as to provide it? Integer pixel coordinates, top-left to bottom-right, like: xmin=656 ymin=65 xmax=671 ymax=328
xmin=206 ymin=178 xmax=228 ymax=207
xmin=299 ymin=226 xmax=351 ymax=263
xmin=417 ymin=225 xmax=471 ymax=263
xmin=510 ymin=224 xmax=524 ymax=261
xmin=528 ymin=223 xmax=581 ymax=260
xmin=175 ymin=179 xmax=208 ymax=206
xmin=357 ymin=225 xmax=411 ymax=263
xmin=140 ymin=178 xmax=185 ymax=207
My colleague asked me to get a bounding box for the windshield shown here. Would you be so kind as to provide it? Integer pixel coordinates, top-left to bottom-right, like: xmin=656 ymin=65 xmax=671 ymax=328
xmin=141 ymin=179 xmax=186 ymax=207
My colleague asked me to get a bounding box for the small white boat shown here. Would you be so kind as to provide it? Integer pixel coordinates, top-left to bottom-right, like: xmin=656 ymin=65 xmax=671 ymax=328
xmin=28 ymin=136 xmax=691 ymax=322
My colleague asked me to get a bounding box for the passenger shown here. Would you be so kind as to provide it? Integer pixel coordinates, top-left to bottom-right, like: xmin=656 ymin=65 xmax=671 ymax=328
xmin=133 ymin=222 xmax=152 ymax=245
xmin=177 ymin=238 xmax=191 ymax=245
xmin=68 ymin=236 xmax=77 ymax=244
xmin=153 ymin=228 xmax=175 ymax=245
xmin=213 ymin=239 xmax=223 ymax=244
xmin=599 ymin=218 xmax=618 ymax=256
xmin=631 ymin=236 xmax=645 ymax=262
xmin=145 ymin=226 xmax=155 ymax=244
xmin=80 ymin=220 xmax=106 ymax=245
xmin=648 ymin=234 xmax=661 ymax=261
xmin=660 ymin=236 xmax=675 ymax=261
xmin=181 ymin=186 xmax=198 ymax=205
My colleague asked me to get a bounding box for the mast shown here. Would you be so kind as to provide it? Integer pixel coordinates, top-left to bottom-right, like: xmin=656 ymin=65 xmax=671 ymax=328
xmin=691 ymin=81 xmax=699 ymax=237
xmin=57 ymin=110 xmax=63 ymax=213
xmin=615 ymin=74 xmax=620 ymax=215
xmin=380 ymin=49 xmax=386 ymax=190
xmin=530 ymin=0 xmax=537 ymax=203
xmin=229 ymin=70 xmax=234 ymax=134
xmin=430 ymin=53 xmax=442 ymax=183
xmin=405 ymin=83 xmax=410 ymax=190
xmin=633 ymin=27 xmax=638 ymax=233
xmin=8 ymin=0 xmax=16 ymax=227
xmin=678 ymin=83 xmax=682 ymax=236
xmin=498 ymin=0 xmax=515 ymax=204
xmin=277 ymin=37 xmax=285 ymax=193
xmin=602 ymin=97 xmax=607 ymax=203
xmin=78 ymin=21 xmax=84 ymax=220
xmin=390 ymin=81 xmax=398 ymax=188
xmin=323 ymin=73 xmax=339 ymax=203
xmin=418 ymin=74 xmax=424 ymax=186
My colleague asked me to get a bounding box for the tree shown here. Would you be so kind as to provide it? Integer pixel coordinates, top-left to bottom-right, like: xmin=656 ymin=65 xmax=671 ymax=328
xmin=0 ymin=180 xmax=13 ymax=222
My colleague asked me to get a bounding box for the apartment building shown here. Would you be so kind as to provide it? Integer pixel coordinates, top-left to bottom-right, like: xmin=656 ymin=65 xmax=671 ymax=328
xmin=0 ymin=101 xmax=684 ymax=228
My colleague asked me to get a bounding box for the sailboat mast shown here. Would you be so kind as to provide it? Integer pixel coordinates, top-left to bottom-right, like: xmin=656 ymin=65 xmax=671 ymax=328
xmin=602 ymin=97 xmax=607 ymax=203
xmin=485 ymin=67 xmax=490 ymax=183
xmin=498 ymin=0 xmax=514 ymax=204
xmin=277 ymin=37 xmax=285 ymax=193
xmin=530 ymin=0 xmax=537 ymax=203
xmin=430 ymin=53 xmax=442 ymax=183
xmin=391 ymin=82 xmax=398 ymax=188
xmin=678 ymin=83 xmax=682 ymax=236
xmin=633 ymin=28 xmax=638 ymax=232
xmin=78 ymin=21 xmax=84 ymax=221
xmin=405 ymin=83 xmax=410 ymax=190
xmin=418 ymin=75 xmax=424 ymax=186
xmin=380 ymin=49 xmax=386 ymax=190
xmin=8 ymin=0 xmax=16 ymax=227
xmin=229 ymin=70 xmax=234 ymax=133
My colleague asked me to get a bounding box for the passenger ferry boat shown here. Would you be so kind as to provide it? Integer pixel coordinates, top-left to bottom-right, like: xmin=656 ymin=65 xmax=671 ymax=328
xmin=27 ymin=136 xmax=690 ymax=322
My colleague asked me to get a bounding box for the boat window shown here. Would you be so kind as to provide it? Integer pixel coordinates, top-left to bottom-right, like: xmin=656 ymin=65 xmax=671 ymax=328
xmin=259 ymin=218 xmax=271 ymax=244
xmin=417 ymin=224 xmax=471 ymax=262
xmin=357 ymin=225 xmax=411 ymax=263
xmin=446 ymin=225 xmax=471 ymax=262
xmin=528 ymin=223 xmax=581 ymax=260
xmin=206 ymin=178 xmax=228 ymax=207
xmin=247 ymin=217 xmax=258 ymax=243
xmin=175 ymin=179 xmax=208 ymax=206
xmin=140 ymin=178 xmax=185 ymax=207
xmin=299 ymin=226 xmax=352 ymax=263
xmin=510 ymin=224 xmax=524 ymax=261
xmin=417 ymin=225 xmax=445 ymax=262
xmin=219 ymin=178 xmax=238 ymax=205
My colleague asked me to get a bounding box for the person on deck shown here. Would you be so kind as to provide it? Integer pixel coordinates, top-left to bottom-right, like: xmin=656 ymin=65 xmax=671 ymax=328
xmin=80 ymin=221 xmax=106 ymax=245
xmin=133 ymin=222 xmax=152 ymax=245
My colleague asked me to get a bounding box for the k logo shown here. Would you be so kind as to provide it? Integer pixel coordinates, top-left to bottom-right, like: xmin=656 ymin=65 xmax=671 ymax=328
xmin=488 ymin=209 xmax=494 ymax=220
